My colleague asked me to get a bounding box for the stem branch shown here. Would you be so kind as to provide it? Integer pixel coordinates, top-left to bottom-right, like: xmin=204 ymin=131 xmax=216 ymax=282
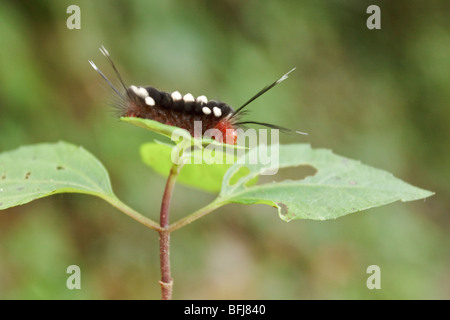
xmin=168 ymin=199 xmax=224 ymax=232
xmin=104 ymin=195 xmax=162 ymax=232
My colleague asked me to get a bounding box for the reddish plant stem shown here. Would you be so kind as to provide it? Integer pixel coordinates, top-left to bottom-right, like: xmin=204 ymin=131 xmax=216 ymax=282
xmin=159 ymin=231 xmax=172 ymax=299
xmin=158 ymin=164 xmax=180 ymax=300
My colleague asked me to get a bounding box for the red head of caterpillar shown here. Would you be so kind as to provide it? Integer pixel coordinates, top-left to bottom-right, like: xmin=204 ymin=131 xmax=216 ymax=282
xmin=89 ymin=46 xmax=306 ymax=145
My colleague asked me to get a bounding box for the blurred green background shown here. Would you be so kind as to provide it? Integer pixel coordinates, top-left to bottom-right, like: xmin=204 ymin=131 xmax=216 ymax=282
xmin=0 ymin=0 xmax=448 ymax=299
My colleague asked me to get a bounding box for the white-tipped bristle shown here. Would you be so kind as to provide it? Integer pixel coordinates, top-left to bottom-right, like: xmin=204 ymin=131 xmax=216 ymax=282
xmin=296 ymin=130 xmax=308 ymax=135
xmin=88 ymin=60 xmax=98 ymax=70
xmin=277 ymin=67 xmax=296 ymax=83
xmin=99 ymin=45 xmax=110 ymax=57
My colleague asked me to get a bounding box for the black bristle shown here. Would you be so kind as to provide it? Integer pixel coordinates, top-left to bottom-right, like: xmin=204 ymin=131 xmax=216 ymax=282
xmin=231 ymin=68 xmax=296 ymax=118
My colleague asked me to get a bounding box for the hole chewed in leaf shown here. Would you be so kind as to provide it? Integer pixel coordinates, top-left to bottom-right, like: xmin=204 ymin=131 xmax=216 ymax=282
xmin=277 ymin=202 xmax=288 ymax=216
xmin=219 ymin=144 xmax=434 ymax=222
xmin=257 ymin=165 xmax=317 ymax=185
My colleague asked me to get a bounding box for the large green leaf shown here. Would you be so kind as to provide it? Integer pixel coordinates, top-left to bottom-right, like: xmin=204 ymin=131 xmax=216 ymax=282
xmin=0 ymin=141 xmax=115 ymax=210
xmin=218 ymin=144 xmax=434 ymax=221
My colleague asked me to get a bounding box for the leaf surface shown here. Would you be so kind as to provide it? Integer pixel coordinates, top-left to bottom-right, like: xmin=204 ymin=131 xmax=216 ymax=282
xmin=0 ymin=141 xmax=115 ymax=210
xmin=218 ymin=144 xmax=434 ymax=221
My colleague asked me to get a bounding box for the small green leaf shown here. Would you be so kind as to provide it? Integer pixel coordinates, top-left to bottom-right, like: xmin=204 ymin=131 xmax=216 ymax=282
xmin=129 ymin=116 xmax=252 ymax=193
xmin=0 ymin=141 xmax=115 ymax=210
xmin=121 ymin=116 xmax=248 ymax=151
xmin=121 ymin=116 xmax=190 ymax=140
xmin=218 ymin=144 xmax=434 ymax=221
xmin=140 ymin=142 xmax=252 ymax=193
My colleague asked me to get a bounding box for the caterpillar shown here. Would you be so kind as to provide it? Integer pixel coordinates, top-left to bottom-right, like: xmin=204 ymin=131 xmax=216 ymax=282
xmin=89 ymin=46 xmax=305 ymax=145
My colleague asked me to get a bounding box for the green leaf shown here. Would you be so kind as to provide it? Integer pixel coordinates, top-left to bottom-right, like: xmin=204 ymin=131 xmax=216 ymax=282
xmin=0 ymin=141 xmax=115 ymax=210
xmin=121 ymin=116 xmax=190 ymax=141
xmin=218 ymin=144 xmax=434 ymax=221
xmin=140 ymin=142 xmax=253 ymax=193
xmin=129 ymin=116 xmax=252 ymax=193
xmin=121 ymin=116 xmax=247 ymax=150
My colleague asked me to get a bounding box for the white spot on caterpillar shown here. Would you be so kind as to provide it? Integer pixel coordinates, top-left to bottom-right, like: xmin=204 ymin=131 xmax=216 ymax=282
xmin=202 ymin=107 xmax=212 ymax=115
xmin=145 ymin=96 xmax=155 ymax=106
xmin=213 ymin=107 xmax=222 ymax=117
xmin=183 ymin=93 xmax=195 ymax=102
xmin=136 ymin=87 xmax=149 ymax=99
xmin=171 ymin=91 xmax=182 ymax=101
xmin=130 ymin=85 xmax=139 ymax=95
xmin=196 ymin=95 xmax=208 ymax=104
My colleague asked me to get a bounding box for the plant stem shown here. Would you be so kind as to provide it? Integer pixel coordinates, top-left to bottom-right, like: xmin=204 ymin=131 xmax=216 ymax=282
xmin=168 ymin=199 xmax=224 ymax=232
xmin=158 ymin=163 xmax=181 ymax=300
